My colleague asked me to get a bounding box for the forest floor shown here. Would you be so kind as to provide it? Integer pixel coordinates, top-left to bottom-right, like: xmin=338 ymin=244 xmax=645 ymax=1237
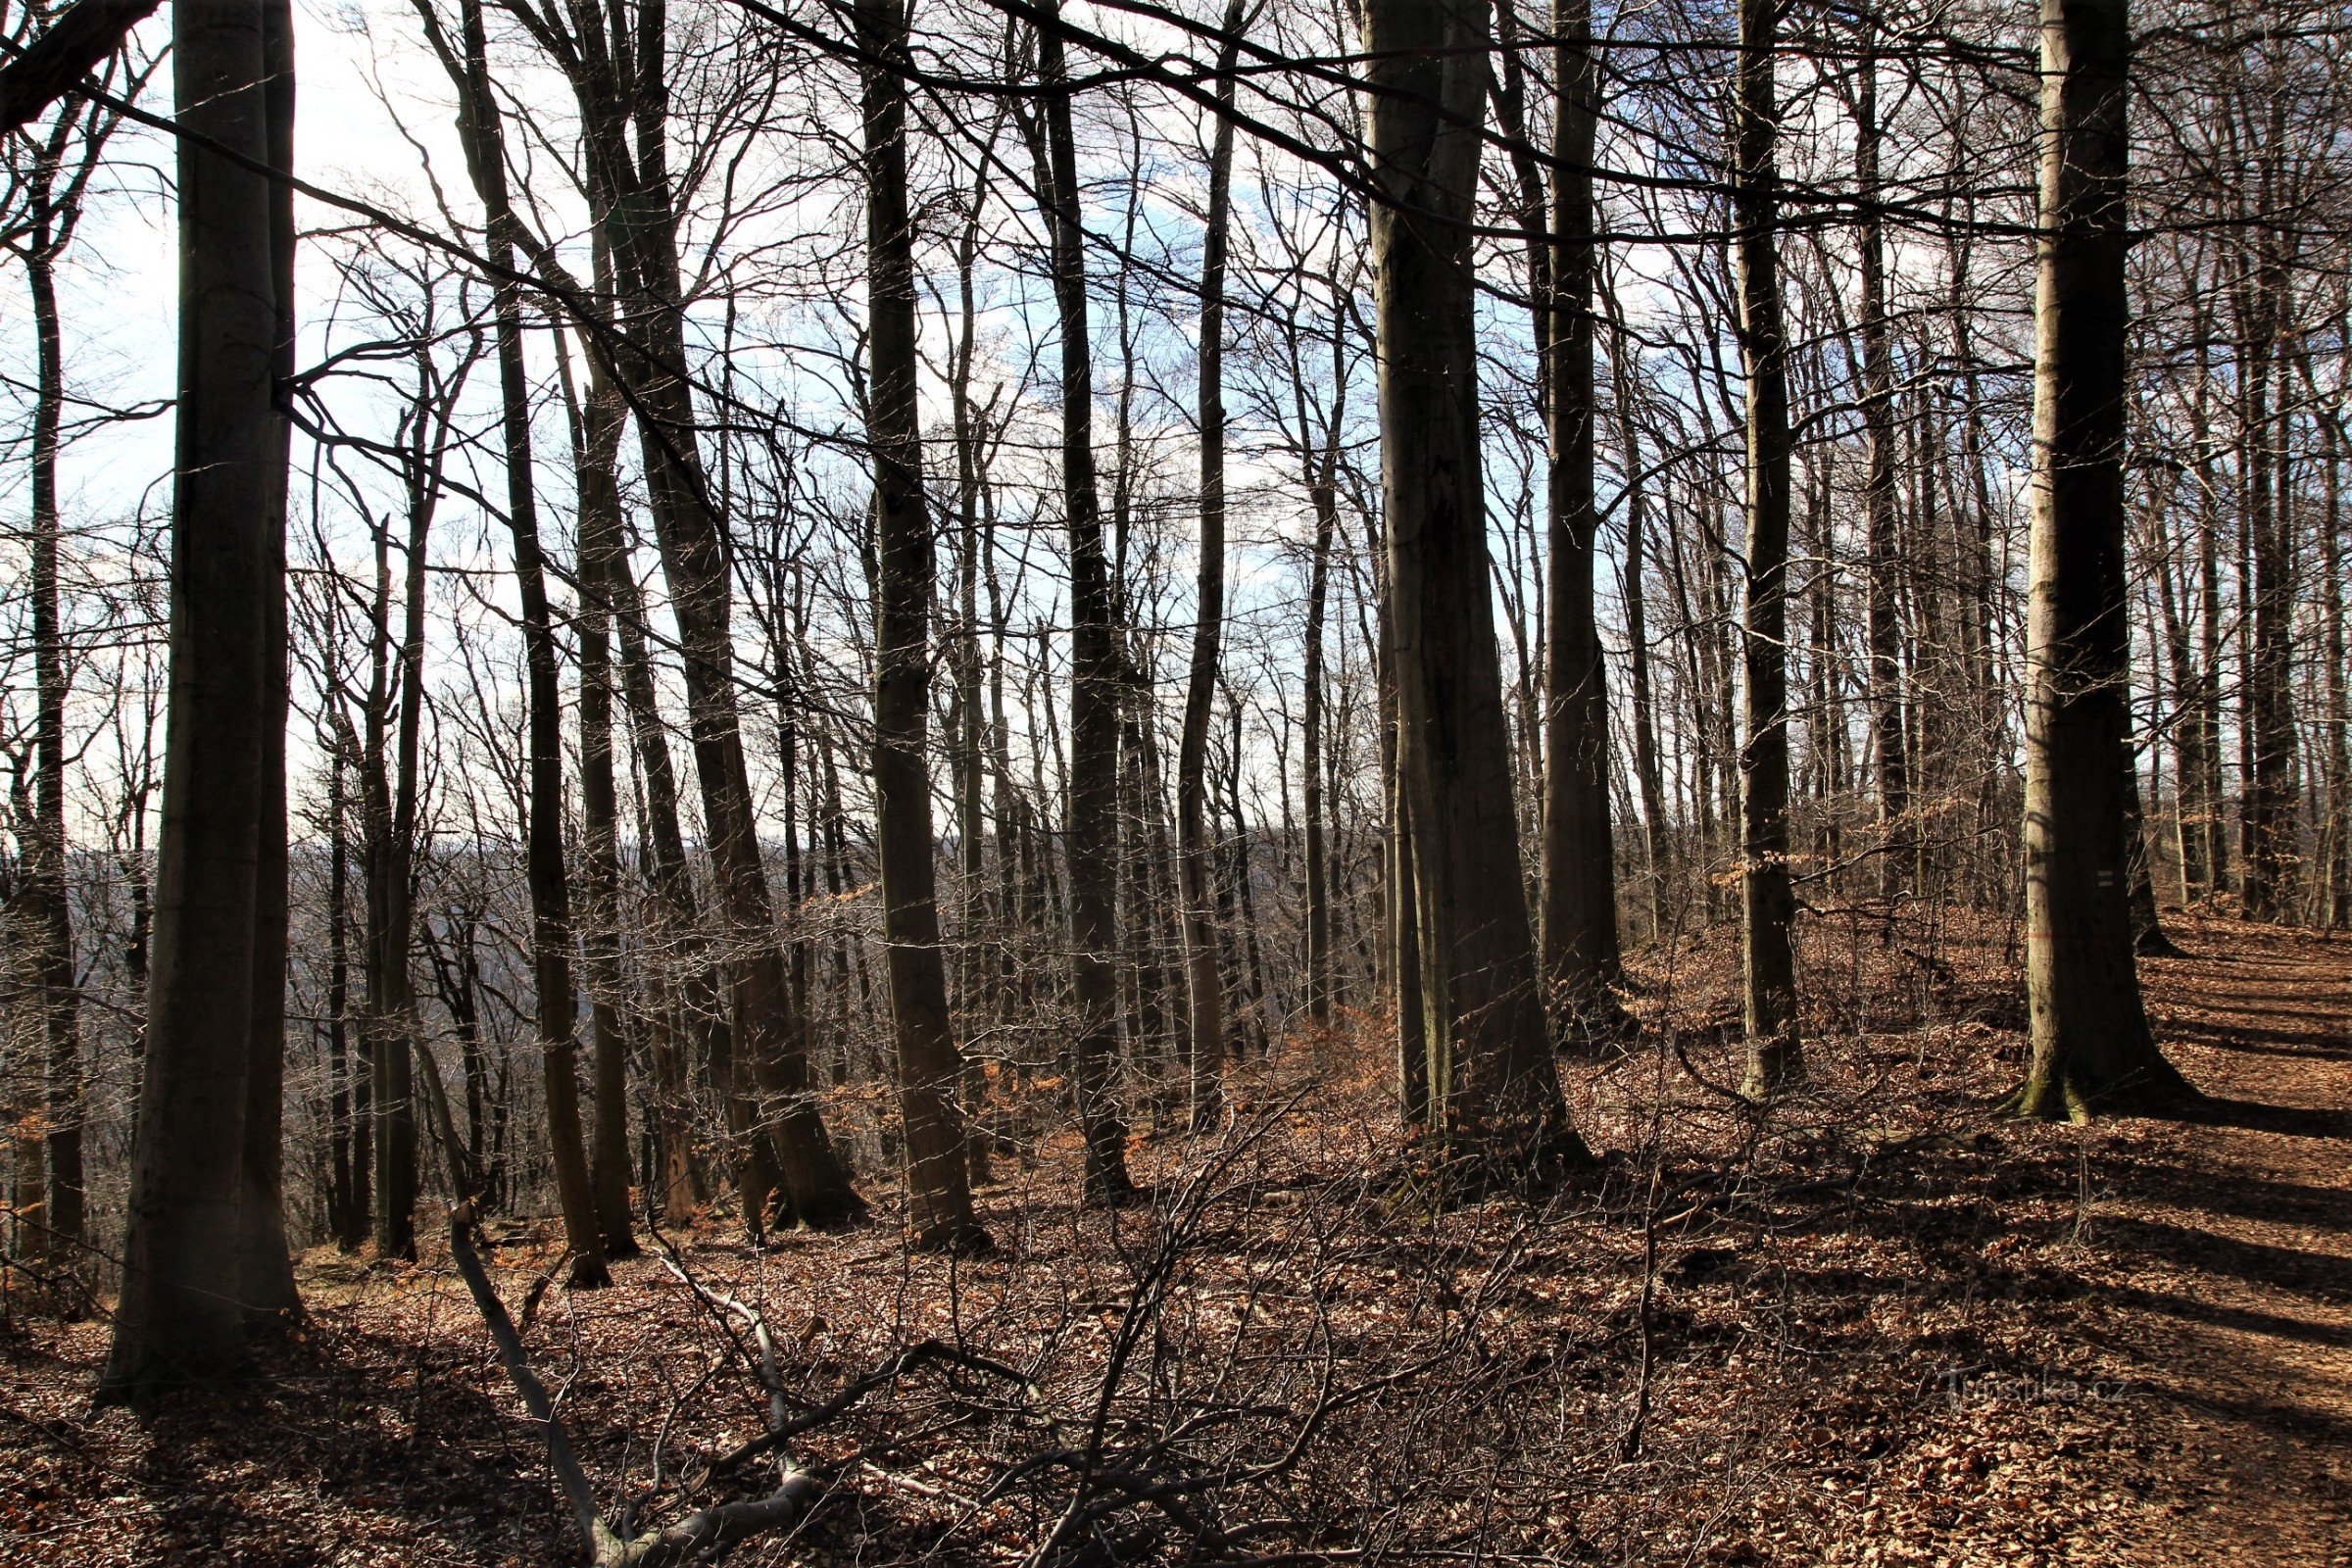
xmin=2 ymin=912 xmax=2348 ymax=1567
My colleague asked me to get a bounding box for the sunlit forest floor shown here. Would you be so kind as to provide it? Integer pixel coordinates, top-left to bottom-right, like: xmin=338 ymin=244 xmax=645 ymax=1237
xmin=4 ymin=913 xmax=2347 ymax=1567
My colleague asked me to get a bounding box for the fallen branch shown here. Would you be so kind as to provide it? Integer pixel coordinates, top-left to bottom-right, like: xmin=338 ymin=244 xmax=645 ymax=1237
xmin=416 ymin=1042 xmax=825 ymax=1567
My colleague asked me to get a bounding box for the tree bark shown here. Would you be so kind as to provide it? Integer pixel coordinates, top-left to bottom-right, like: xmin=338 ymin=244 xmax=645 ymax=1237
xmin=859 ymin=0 xmax=987 ymax=1251
xmin=1180 ymin=0 xmax=1244 ymax=1128
xmin=103 ymin=0 xmax=283 ymax=1398
xmin=1035 ymin=1 xmax=1135 ymax=1201
xmin=1735 ymin=0 xmax=1800 ymax=1096
xmin=238 ymin=0 xmax=299 ymax=1319
xmin=2014 ymin=0 xmax=2192 ymax=1118
xmin=449 ymin=0 xmax=609 ymax=1284
xmin=1537 ymin=0 xmax=1620 ymax=1031
xmin=1364 ymin=0 xmax=1585 ymax=1167
xmin=1856 ymin=33 xmax=1911 ymax=900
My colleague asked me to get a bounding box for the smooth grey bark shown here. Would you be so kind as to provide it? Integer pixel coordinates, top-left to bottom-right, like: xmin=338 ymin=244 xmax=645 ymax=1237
xmin=1364 ymin=0 xmax=1585 ymax=1166
xmin=103 ymin=0 xmax=283 ymax=1398
xmin=237 ymin=0 xmax=298 ymax=1319
xmin=2014 ymin=0 xmax=2192 ymax=1118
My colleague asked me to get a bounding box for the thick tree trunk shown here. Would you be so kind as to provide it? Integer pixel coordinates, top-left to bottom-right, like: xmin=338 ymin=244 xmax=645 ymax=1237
xmin=1537 ymin=0 xmax=1620 ymax=1032
xmin=1364 ymin=0 xmax=1585 ymax=1168
xmin=238 ymin=0 xmax=299 ymax=1316
xmin=1734 ymin=0 xmax=1800 ymax=1096
xmin=860 ymin=0 xmax=986 ymax=1251
xmin=104 ymin=0 xmax=283 ymax=1398
xmin=2014 ymin=0 xmax=2192 ymax=1118
xmin=1035 ymin=2 xmax=1135 ymax=1202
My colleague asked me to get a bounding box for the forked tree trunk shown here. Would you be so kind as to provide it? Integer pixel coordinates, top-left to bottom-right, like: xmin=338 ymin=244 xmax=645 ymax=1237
xmin=104 ymin=0 xmax=284 ymax=1399
xmin=540 ymin=0 xmax=862 ymax=1227
xmin=2014 ymin=0 xmax=2193 ymax=1118
xmin=859 ymin=0 xmax=987 ymax=1251
xmin=1734 ymin=0 xmax=1800 ymax=1096
xmin=1364 ymin=0 xmax=1585 ymax=1168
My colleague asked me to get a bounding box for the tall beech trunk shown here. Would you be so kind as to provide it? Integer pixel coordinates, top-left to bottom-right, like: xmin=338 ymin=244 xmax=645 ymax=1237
xmin=1181 ymin=0 xmax=1244 ymax=1127
xmin=614 ymin=527 xmax=756 ymax=1220
xmin=1607 ymin=303 xmax=1669 ymax=936
xmin=2245 ymin=256 xmax=2298 ymax=920
xmin=22 ymin=146 xmax=81 ymax=1269
xmin=1734 ymin=0 xmax=1800 ymax=1096
xmin=104 ymin=0 xmax=286 ymax=1397
xmin=366 ymin=451 xmax=430 ymax=1263
xmin=450 ymin=0 xmax=609 ymax=1283
xmin=562 ymin=318 xmax=641 ymax=1255
xmin=238 ymin=0 xmax=299 ymax=1318
xmin=1300 ymin=420 xmax=1338 ymax=1028
xmin=2192 ymin=292 xmax=2230 ymax=898
xmin=1364 ymin=0 xmax=1584 ymax=1166
xmin=1035 ymin=2 xmax=1134 ymax=1201
xmin=1856 ymin=35 xmax=1910 ymax=899
xmin=2014 ymin=0 xmax=2191 ymax=1118
xmin=1537 ymin=0 xmax=1619 ymax=1030
xmin=2324 ymin=406 xmax=2351 ymax=927
xmin=326 ymin=731 xmax=360 ymax=1250
xmin=859 ymin=0 xmax=986 ymax=1251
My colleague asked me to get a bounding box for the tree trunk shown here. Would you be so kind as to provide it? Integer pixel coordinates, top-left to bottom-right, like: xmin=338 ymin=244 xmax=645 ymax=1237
xmin=22 ymin=157 xmax=81 ymax=1274
xmin=1607 ymin=304 xmax=1669 ymax=938
xmin=1035 ymin=1 xmax=1134 ymax=1202
xmin=1364 ymin=0 xmax=1585 ymax=1168
xmin=1856 ymin=35 xmax=1911 ymax=900
xmin=1537 ymin=0 xmax=1620 ymax=1032
xmin=2324 ymin=405 xmax=2351 ymax=926
xmin=2014 ymin=0 xmax=2192 ymax=1118
xmin=564 ymin=315 xmax=641 ymax=1258
xmin=104 ymin=0 xmax=283 ymax=1398
xmin=238 ymin=0 xmax=300 ymax=1318
xmin=451 ymin=0 xmax=609 ymax=1284
xmin=860 ymin=0 xmax=987 ymax=1251
xmin=1179 ymin=0 xmax=1243 ymax=1130
xmin=551 ymin=0 xmax=861 ymax=1227
xmin=1735 ymin=0 xmax=1800 ymax=1096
